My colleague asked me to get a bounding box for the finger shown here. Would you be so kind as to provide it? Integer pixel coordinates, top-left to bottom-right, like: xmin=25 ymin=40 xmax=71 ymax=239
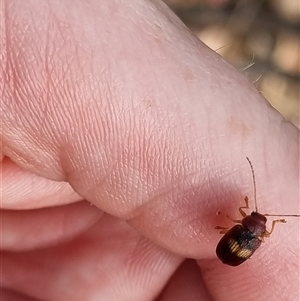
xmin=2 ymin=0 xmax=298 ymax=254
xmin=1 ymin=0 xmax=299 ymax=299
xmin=1 ymin=158 xmax=83 ymax=209
xmin=1 ymin=201 xmax=102 ymax=251
xmin=156 ymin=259 xmax=213 ymax=301
xmin=1 ymin=215 xmax=183 ymax=301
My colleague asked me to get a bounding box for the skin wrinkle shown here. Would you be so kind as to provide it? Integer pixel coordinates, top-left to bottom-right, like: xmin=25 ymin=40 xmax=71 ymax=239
xmin=17 ymin=2 xmax=199 ymax=189
xmin=1 ymin=158 xmax=83 ymax=210
xmin=127 ymin=174 xmax=221 ymax=257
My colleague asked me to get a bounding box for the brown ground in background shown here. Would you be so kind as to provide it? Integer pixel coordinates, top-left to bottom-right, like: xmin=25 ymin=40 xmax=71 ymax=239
xmin=164 ymin=0 xmax=299 ymax=127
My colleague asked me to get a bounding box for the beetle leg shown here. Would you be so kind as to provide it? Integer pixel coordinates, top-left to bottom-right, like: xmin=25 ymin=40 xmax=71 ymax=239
xmin=264 ymin=219 xmax=286 ymax=237
xmin=238 ymin=196 xmax=250 ymax=217
xmin=226 ymin=215 xmax=242 ymax=224
xmin=215 ymin=226 xmax=228 ymax=234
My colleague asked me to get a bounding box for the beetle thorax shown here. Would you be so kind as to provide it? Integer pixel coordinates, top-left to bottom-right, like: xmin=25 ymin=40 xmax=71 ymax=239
xmin=241 ymin=212 xmax=267 ymax=236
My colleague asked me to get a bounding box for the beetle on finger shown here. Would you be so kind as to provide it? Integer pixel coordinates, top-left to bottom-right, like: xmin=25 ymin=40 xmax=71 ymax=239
xmin=215 ymin=157 xmax=300 ymax=266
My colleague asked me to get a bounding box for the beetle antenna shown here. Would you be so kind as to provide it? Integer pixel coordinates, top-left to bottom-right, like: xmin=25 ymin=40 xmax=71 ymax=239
xmin=264 ymin=214 xmax=300 ymax=217
xmin=246 ymin=157 xmax=258 ymax=212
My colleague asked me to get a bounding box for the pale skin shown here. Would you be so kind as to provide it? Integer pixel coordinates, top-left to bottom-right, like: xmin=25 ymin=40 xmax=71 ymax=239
xmin=0 ymin=0 xmax=299 ymax=300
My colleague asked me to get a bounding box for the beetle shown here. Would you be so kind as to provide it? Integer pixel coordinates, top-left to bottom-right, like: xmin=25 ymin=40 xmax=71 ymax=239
xmin=215 ymin=157 xmax=300 ymax=266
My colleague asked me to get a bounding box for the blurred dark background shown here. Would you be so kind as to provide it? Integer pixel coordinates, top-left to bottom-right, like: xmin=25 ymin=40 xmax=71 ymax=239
xmin=163 ymin=0 xmax=299 ymax=127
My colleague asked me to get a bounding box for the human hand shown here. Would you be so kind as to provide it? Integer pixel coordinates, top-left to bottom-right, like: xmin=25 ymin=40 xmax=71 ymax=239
xmin=1 ymin=0 xmax=299 ymax=300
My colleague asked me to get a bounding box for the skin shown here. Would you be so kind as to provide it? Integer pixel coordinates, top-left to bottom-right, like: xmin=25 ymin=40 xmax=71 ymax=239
xmin=0 ymin=0 xmax=299 ymax=300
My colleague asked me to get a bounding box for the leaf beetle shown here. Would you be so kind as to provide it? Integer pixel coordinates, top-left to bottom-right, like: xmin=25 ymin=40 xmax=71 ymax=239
xmin=215 ymin=157 xmax=300 ymax=266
